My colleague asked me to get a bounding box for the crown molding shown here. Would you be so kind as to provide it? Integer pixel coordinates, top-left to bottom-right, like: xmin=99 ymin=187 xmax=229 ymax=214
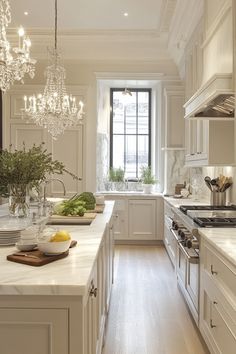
xmin=8 ymin=28 xmax=161 ymax=39
xmin=94 ymin=72 xmax=181 ymax=82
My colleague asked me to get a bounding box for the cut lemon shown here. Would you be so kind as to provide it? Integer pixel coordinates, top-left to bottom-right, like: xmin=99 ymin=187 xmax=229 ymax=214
xmin=50 ymin=230 xmax=71 ymax=242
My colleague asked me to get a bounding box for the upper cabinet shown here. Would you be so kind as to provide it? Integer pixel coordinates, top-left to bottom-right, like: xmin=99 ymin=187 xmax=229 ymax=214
xmin=183 ymin=0 xmax=235 ymax=166
xmin=162 ymin=85 xmax=185 ymax=150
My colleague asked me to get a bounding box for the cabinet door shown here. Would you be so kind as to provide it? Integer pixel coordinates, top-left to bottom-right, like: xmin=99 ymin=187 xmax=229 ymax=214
xmin=84 ymin=266 xmax=98 ymax=354
xmin=164 ymin=87 xmax=185 ymax=149
xmin=113 ymin=199 xmax=128 ymax=240
xmin=200 ymin=287 xmax=236 ymax=354
xmin=0 ymin=308 xmax=68 ymax=354
xmin=128 ymin=199 xmax=156 ymax=240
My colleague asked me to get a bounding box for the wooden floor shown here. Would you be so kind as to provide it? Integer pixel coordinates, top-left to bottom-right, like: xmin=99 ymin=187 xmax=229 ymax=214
xmin=102 ymin=245 xmax=209 ymax=354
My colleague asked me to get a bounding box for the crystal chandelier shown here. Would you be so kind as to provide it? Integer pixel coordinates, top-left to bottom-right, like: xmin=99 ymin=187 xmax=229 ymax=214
xmin=0 ymin=0 xmax=36 ymax=91
xmin=22 ymin=0 xmax=84 ymax=139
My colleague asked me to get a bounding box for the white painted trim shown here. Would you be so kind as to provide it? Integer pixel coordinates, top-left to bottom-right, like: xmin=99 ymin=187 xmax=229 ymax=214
xmin=94 ymin=72 xmax=180 ymax=81
xmin=202 ymin=0 xmax=232 ymax=48
xmin=161 ymin=147 xmax=186 ymax=151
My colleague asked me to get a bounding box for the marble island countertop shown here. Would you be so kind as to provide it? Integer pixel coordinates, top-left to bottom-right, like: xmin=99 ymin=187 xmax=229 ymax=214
xmin=0 ymin=201 xmax=114 ymax=297
xmin=198 ymin=228 xmax=236 ymax=267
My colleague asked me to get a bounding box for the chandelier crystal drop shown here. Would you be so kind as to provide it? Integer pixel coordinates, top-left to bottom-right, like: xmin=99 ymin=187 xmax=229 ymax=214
xmin=22 ymin=0 xmax=84 ymax=139
xmin=0 ymin=0 xmax=36 ymax=91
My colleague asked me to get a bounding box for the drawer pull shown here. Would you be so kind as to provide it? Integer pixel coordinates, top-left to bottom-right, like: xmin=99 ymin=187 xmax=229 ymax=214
xmin=213 ymin=301 xmax=218 ymax=305
xmin=89 ymin=284 xmax=98 ymax=298
xmin=210 ymin=319 xmax=216 ymax=328
xmin=211 ymin=265 xmax=218 ymax=275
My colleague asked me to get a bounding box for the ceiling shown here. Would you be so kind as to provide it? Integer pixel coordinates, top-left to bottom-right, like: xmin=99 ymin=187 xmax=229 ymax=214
xmin=10 ymin=0 xmax=174 ymax=31
xmin=8 ymin=0 xmax=202 ymax=68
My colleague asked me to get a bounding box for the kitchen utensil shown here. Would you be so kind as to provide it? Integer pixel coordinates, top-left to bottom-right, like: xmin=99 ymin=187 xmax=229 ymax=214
xmin=221 ymin=182 xmax=232 ymax=192
xmin=204 ymin=176 xmax=212 ymax=191
xmin=13 ymin=252 xmax=39 ymax=259
xmin=210 ymin=191 xmax=226 ymax=206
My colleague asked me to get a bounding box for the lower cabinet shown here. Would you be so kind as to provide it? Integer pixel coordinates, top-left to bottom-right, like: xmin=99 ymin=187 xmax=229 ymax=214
xmin=104 ymin=195 xmax=164 ymax=241
xmin=0 ymin=307 xmax=69 ymax=354
xmin=200 ymin=239 xmax=236 ymax=354
xmin=0 ymin=224 xmax=114 ymax=354
xmin=128 ymin=199 xmax=156 ymax=240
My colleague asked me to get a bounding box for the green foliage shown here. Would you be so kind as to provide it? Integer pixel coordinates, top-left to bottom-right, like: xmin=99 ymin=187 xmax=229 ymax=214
xmin=54 ymin=199 xmax=86 ymax=216
xmin=77 ymin=192 xmax=96 ymax=210
xmin=0 ymin=143 xmax=78 ymax=198
xmin=109 ymin=167 xmax=125 ymax=182
xmin=140 ymin=166 xmax=156 ymax=185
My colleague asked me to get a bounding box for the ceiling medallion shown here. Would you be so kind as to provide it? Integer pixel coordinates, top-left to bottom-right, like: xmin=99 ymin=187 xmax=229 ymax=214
xmin=0 ymin=0 xmax=36 ymax=91
xmin=22 ymin=0 xmax=84 ymax=139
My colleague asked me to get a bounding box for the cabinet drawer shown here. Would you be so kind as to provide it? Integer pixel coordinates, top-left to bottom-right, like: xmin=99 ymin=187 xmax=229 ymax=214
xmin=202 ymin=288 xmax=236 ymax=354
xmin=203 ymin=244 xmax=236 ymax=303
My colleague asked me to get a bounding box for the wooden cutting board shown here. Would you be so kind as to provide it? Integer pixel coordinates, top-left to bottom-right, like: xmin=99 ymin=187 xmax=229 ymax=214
xmin=87 ymin=204 xmax=105 ymax=213
xmin=7 ymin=249 xmax=69 ymax=266
xmin=48 ymin=212 xmax=97 ymax=225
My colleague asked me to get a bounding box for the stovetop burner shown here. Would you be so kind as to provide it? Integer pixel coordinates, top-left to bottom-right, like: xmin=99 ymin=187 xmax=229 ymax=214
xmin=193 ymin=217 xmax=236 ymax=227
xmin=180 ymin=205 xmax=236 ymax=214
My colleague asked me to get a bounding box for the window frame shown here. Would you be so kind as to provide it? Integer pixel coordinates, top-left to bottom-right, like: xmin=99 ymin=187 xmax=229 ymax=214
xmin=110 ymin=88 xmax=152 ymax=179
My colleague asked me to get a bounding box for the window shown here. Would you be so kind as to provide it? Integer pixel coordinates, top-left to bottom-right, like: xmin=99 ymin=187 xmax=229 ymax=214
xmin=110 ymin=88 xmax=151 ymax=179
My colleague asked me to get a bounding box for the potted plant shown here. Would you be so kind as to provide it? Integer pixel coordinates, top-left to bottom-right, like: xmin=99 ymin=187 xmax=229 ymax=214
xmin=108 ymin=167 xmax=125 ymax=191
xmin=140 ymin=166 xmax=157 ymax=194
xmin=0 ymin=143 xmax=78 ymax=217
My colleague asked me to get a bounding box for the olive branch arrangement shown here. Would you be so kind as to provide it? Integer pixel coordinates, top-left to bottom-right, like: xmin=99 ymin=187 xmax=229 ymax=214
xmin=0 ymin=143 xmax=78 ymax=198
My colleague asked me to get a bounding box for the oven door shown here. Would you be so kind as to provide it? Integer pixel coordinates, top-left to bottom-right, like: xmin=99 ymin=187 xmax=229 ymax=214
xmin=177 ymin=242 xmax=199 ymax=321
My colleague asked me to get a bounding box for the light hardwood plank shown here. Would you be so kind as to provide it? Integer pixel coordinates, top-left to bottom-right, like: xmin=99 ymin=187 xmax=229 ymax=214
xmin=103 ymin=245 xmax=209 ymax=354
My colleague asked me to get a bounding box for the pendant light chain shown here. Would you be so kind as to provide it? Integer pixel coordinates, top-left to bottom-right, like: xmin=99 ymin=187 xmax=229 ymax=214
xmin=55 ymin=0 xmax=57 ymax=50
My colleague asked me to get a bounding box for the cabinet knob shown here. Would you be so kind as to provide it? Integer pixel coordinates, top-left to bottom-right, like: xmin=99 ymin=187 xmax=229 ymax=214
xmin=213 ymin=301 xmax=218 ymax=305
xmin=210 ymin=265 xmax=218 ymax=275
xmin=210 ymin=319 xmax=216 ymax=328
xmin=89 ymin=284 xmax=98 ymax=298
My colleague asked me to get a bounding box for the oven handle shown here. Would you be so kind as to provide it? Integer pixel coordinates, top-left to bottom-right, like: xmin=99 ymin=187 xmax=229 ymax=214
xmin=178 ymin=242 xmax=199 ymax=264
xmin=170 ymin=227 xmax=180 ymax=242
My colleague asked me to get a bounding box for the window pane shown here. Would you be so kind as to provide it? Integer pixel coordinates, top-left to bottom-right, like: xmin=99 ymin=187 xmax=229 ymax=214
xmin=113 ymin=113 xmax=124 ymax=134
xmin=126 ymin=115 xmax=136 ymax=134
xmin=113 ymin=135 xmax=124 ymax=170
xmin=125 ymin=135 xmax=137 ymax=178
xmin=111 ymin=89 xmax=151 ymax=179
xmin=138 ymin=115 xmax=149 ymax=134
xmin=138 ymin=136 xmax=149 ymax=177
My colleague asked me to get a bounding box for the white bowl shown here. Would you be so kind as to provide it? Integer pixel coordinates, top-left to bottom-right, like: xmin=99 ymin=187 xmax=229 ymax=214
xmin=15 ymin=242 xmax=37 ymax=251
xmin=38 ymin=240 xmax=71 ymax=255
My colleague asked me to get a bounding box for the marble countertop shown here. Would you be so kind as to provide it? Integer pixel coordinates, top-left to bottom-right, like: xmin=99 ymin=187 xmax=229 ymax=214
xmin=96 ymin=191 xmax=163 ymax=197
xmin=163 ymin=196 xmax=209 ymax=208
xmin=0 ymin=201 xmax=114 ymax=296
xmin=198 ymin=228 xmax=236 ymax=267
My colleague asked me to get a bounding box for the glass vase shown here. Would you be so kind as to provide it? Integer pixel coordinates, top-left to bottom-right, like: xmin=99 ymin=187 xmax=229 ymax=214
xmin=8 ymin=184 xmax=30 ymax=218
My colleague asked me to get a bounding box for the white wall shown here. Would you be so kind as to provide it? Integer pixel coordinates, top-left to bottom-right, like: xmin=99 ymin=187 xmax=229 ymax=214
xmin=6 ymin=58 xmax=180 ymax=192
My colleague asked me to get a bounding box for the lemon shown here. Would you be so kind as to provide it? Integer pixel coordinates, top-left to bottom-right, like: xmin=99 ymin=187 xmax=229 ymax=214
xmin=50 ymin=230 xmax=71 ymax=242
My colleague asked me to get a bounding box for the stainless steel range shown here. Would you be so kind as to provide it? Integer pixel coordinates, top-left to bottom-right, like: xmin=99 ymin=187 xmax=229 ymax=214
xmin=170 ymin=204 xmax=236 ymax=325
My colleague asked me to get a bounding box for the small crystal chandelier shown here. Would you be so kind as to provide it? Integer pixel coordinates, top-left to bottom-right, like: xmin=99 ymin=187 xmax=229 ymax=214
xmin=0 ymin=0 xmax=36 ymax=91
xmin=22 ymin=0 xmax=84 ymax=139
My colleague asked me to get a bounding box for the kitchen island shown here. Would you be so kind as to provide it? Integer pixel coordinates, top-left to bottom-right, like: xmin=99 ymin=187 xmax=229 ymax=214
xmin=0 ymin=201 xmax=114 ymax=354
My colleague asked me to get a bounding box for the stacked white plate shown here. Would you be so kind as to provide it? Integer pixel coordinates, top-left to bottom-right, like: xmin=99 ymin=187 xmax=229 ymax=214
xmin=0 ymin=215 xmax=31 ymax=246
xmin=0 ymin=230 xmax=21 ymax=246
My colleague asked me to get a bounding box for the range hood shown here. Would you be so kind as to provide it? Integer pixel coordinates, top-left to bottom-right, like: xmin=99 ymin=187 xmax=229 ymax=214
xmin=184 ymin=74 xmax=235 ymax=119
